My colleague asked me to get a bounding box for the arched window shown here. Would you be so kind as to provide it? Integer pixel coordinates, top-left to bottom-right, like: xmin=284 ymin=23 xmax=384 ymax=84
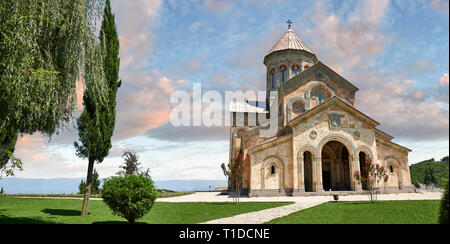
xmin=292 ymin=64 xmax=300 ymax=76
xmin=292 ymin=101 xmax=305 ymax=114
xmin=271 ymin=69 xmax=275 ymax=89
xmin=280 ymin=66 xmax=286 ymax=83
xmin=312 ymin=87 xmax=330 ymax=105
xmin=390 ymin=165 xmax=394 ymax=173
xmin=271 ymin=165 xmax=276 ymax=174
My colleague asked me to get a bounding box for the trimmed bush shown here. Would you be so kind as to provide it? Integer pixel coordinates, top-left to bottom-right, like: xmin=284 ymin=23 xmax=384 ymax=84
xmin=439 ymin=180 xmax=449 ymax=224
xmin=102 ymin=173 xmax=158 ymax=224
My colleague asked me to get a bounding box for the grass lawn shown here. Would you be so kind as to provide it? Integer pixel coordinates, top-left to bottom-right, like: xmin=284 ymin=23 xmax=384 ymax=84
xmin=266 ymin=200 xmax=440 ymax=224
xmin=0 ymin=197 xmax=292 ymax=224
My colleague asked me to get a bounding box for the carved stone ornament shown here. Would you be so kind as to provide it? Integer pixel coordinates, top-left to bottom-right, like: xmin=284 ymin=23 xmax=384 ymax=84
xmin=353 ymin=130 xmax=360 ymax=140
xmin=316 ymin=71 xmax=323 ymax=80
xmin=329 ymin=113 xmax=340 ymax=129
xmin=310 ymin=131 xmax=317 ymax=139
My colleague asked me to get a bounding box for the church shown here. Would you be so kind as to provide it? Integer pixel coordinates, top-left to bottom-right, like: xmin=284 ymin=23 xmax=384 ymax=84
xmin=229 ymin=22 xmax=414 ymax=197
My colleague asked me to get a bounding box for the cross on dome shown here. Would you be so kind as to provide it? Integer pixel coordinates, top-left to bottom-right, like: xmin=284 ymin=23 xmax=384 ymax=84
xmin=287 ymin=19 xmax=292 ymax=29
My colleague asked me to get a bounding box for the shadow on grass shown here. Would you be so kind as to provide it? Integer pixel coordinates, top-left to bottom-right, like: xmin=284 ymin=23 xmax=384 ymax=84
xmin=337 ymin=201 xmax=375 ymax=205
xmin=92 ymin=221 xmax=147 ymax=224
xmin=0 ymin=214 xmax=56 ymax=224
xmin=41 ymin=209 xmax=81 ymax=216
xmin=209 ymin=202 xmax=234 ymax=206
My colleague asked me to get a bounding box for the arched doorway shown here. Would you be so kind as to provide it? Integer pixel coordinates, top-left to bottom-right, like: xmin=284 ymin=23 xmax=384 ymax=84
xmin=303 ymin=151 xmax=313 ymax=192
xmin=321 ymin=141 xmax=351 ymax=191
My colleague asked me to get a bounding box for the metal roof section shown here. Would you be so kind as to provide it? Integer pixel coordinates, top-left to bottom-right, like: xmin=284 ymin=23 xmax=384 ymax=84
xmin=267 ymin=28 xmax=315 ymax=56
xmin=229 ymin=100 xmax=268 ymax=113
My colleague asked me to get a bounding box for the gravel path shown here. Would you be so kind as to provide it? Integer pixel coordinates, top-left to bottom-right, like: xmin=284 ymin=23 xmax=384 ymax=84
xmin=157 ymin=191 xmax=443 ymax=224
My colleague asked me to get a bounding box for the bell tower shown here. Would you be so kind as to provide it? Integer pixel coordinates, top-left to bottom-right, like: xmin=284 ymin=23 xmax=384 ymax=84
xmin=264 ymin=20 xmax=318 ymax=96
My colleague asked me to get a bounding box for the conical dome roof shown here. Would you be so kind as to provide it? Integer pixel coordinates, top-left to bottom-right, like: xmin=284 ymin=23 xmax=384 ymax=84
xmin=267 ymin=28 xmax=314 ymax=55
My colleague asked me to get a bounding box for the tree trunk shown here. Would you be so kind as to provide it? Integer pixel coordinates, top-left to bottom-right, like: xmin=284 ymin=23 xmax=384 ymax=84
xmin=81 ymin=156 xmax=94 ymax=217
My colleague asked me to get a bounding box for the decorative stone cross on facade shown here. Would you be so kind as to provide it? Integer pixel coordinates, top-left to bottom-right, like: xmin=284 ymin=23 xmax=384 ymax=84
xmin=287 ymin=19 xmax=292 ymax=29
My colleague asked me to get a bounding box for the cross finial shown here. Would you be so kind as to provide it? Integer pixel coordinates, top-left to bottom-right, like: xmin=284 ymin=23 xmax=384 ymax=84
xmin=287 ymin=19 xmax=292 ymax=29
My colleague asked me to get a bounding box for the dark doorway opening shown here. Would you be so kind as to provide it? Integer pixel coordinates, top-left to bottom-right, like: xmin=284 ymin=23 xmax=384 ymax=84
xmin=304 ymin=151 xmax=313 ymax=192
xmin=359 ymin=152 xmax=368 ymax=190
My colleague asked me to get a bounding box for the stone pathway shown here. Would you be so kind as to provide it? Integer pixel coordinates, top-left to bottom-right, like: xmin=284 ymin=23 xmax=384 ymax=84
xmin=202 ymin=200 xmax=327 ymax=224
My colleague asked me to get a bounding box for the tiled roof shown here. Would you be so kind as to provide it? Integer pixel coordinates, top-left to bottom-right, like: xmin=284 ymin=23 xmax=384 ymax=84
xmin=267 ymin=28 xmax=314 ymax=55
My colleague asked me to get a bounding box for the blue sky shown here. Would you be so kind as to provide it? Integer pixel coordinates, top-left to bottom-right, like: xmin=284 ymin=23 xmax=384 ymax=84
xmin=10 ymin=0 xmax=449 ymax=180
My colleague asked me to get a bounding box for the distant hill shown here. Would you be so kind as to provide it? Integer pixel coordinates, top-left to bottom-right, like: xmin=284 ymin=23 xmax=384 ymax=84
xmin=0 ymin=178 xmax=227 ymax=194
xmin=410 ymin=156 xmax=449 ymax=187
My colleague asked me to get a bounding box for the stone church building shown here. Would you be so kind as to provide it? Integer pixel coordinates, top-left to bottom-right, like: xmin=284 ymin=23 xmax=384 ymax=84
xmin=229 ymin=24 xmax=414 ymax=197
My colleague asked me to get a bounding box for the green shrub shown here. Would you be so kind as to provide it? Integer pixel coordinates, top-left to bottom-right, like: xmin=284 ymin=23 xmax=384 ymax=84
xmin=101 ymin=173 xmax=158 ymax=224
xmin=439 ymin=180 xmax=449 ymax=224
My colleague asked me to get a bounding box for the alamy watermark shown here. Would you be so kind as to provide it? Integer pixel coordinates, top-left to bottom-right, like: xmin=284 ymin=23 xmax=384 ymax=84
xmin=169 ymin=83 xmax=279 ymax=137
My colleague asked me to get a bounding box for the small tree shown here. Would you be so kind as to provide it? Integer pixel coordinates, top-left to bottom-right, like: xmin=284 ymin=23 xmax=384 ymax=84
xmin=424 ymin=166 xmax=436 ymax=186
xmin=78 ymin=169 xmax=101 ymax=194
xmin=439 ymin=180 xmax=449 ymax=224
xmin=223 ymin=150 xmax=245 ymax=204
xmin=117 ymin=149 xmax=142 ymax=176
xmin=78 ymin=180 xmax=86 ymax=194
xmin=220 ymin=163 xmax=230 ymax=191
xmin=102 ymin=173 xmax=158 ymax=224
xmin=353 ymin=159 xmax=388 ymax=203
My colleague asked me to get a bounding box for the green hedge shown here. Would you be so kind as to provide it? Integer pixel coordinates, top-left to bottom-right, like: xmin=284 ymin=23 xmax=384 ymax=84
xmin=439 ymin=180 xmax=449 ymax=224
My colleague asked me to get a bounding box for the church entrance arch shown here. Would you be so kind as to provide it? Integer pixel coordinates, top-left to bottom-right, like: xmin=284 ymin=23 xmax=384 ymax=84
xmin=321 ymin=141 xmax=351 ymax=191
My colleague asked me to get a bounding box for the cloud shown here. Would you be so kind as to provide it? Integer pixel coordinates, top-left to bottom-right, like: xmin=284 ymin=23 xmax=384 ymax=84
xmin=430 ymin=0 xmax=449 ymax=14
xmin=146 ymin=123 xmax=229 ymax=142
xmin=113 ymin=71 xmax=188 ymax=141
xmin=14 ymin=135 xmax=67 ymax=174
xmin=440 ymin=73 xmax=449 ymax=85
xmin=112 ymin=0 xmax=161 ymax=70
xmin=202 ymin=0 xmax=232 ymax=12
xmin=356 ymin=74 xmax=449 ymax=141
xmin=302 ymin=0 xmax=390 ymax=73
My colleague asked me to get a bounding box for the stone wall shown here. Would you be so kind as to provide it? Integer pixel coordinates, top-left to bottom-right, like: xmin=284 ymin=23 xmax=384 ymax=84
xmin=376 ymin=140 xmax=413 ymax=189
xmin=249 ymin=136 xmax=293 ymax=191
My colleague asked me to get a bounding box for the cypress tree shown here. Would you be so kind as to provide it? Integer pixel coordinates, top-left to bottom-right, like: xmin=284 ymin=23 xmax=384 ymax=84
xmin=75 ymin=0 xmax=121 ymax=216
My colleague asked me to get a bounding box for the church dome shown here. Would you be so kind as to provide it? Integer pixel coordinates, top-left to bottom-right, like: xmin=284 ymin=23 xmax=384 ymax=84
xmin=266 ymin=28 xmax=315 ymax=56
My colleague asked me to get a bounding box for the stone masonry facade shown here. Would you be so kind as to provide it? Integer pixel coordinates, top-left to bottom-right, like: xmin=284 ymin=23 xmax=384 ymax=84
xmin=229 ymin=26 xmax=414 ymax=197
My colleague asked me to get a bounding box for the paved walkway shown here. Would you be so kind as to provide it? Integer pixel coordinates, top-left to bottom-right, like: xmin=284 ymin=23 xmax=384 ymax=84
xmin=157 ymin=191 xmax=443 ymax=224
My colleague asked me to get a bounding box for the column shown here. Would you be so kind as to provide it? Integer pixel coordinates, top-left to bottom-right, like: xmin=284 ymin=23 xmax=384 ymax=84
xmin=330 ymin=159 xmax=337 ymax=190
xmin=313 ymin=156 xmax=324 ymax=192
xmin=292 ymin=150 xmax=298 ymax=191
xmin=296 ymin=156 xmax=305 ymax=194
xmin=352 ymin=156 xmax=363 ymax=191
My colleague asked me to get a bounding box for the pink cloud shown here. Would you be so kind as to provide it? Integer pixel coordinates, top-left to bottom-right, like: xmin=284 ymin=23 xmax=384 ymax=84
xmin=112 ymin=0 xmax=161 ymax=69
xmin=430 ymin=0 xmax=449 ymax=14
xmin=440 ymin=73 xmax=449 ymax=85
xmin=113 ymin=71 xmax=188 ymax=141
xmin=14 ymin=135 xmax=64 ymax=166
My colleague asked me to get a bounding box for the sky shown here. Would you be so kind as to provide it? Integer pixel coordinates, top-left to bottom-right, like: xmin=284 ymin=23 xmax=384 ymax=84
xmin=9 ymin=0 xmax=450 ymax=180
